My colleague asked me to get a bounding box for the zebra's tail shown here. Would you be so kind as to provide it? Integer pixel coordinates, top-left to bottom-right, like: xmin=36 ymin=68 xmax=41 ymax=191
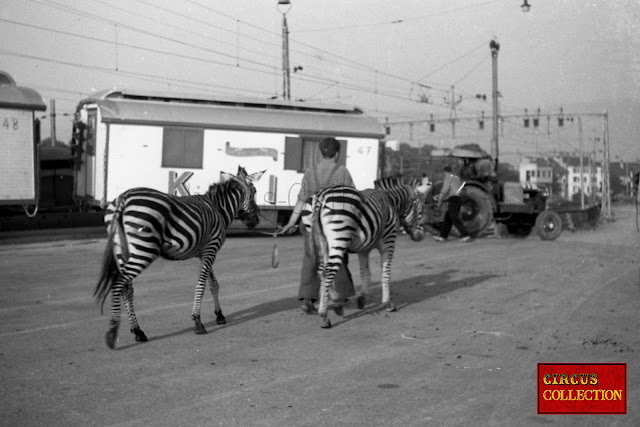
xmin=94 ymin=196 xmax=127 ymax=313
xmin=308 ymin=194 xmax=323 ymax=265
xmin=310 ymin=194 xmax=339 ymax=302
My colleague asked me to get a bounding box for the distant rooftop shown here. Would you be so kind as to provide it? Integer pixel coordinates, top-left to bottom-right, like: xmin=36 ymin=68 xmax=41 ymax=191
xmin=76 ymin=88 xmax=385 ymax=139
xmin=77 ymin=88 xmax=364 ymax=115
xmin=0 ymin=70 xmax=46 ymax=111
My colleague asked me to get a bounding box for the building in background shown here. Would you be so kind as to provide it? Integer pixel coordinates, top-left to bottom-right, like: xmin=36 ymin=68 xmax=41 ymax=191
xmin=519 ymin=157 xmax=554 ymax=193
xmin=519 ymin=155 xmax=603 ymax=203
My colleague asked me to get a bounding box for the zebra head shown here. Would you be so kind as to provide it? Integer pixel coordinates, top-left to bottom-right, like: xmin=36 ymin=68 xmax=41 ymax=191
xmin=221 ymin=166 xmax=265 ymax=229
xmin=375 ymin=177 xmax=425 ymax=242
xmin=402 ymin=191 xmax=425 ymax=242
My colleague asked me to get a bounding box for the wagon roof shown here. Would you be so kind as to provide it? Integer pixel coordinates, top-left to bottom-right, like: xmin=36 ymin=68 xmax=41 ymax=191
xmin=430 ymin=148 xmax=491 ymax=159
xmin=0 ymin=83 xmax=46 ymax=111
xmin=77 ymin=89 xmax=385 ymax=138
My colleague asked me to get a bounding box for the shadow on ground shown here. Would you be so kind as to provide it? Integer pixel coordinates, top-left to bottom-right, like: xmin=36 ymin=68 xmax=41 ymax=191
xmin=331 ymin=269 xmax=501 ymax=327
xmin=116 ymin=269 xmax=499 ymax=349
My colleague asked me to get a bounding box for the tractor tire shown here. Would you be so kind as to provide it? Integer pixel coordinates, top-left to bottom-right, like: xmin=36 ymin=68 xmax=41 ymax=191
xmin=535 ymin=210 xmax=563 ymax=241
xmin=458 ymin=186 xmax=494 ymax=237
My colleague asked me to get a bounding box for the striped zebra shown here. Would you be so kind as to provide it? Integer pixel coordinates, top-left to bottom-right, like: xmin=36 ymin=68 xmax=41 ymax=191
xmin=94 ymin=166 xmax=264 ymax=349
xmin=304 ymin=176 xmax=424 ymax=328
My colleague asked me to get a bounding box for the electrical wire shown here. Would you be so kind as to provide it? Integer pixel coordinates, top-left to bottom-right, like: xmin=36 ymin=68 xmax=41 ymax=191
xmin=0 ymin=49 xmax=275 ymax=98
xmin=295 ymin=0 xmax=510 ymax=33
xmin=12 ymin=0 xmax=534 ymax=137
xmin=90 ymin=0 xmax=279 ymax=63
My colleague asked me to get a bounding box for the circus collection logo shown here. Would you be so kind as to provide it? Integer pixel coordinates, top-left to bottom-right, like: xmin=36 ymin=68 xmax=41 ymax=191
xmin=537 ymin=363 xmax=626 ymax=415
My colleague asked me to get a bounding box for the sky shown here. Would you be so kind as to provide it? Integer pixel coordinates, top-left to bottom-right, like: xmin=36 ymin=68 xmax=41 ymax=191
xmin=2 ymin=0 xmax=639 ymax=165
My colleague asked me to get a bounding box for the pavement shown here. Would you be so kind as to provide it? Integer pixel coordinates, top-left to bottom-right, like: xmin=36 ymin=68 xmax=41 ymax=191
xmin=0 ymin=204 xmax=638 ymax=426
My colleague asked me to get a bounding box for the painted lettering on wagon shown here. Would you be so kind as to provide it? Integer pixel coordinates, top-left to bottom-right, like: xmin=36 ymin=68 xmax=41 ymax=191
xmin=168 ymin=171 xmax=194 ymax=196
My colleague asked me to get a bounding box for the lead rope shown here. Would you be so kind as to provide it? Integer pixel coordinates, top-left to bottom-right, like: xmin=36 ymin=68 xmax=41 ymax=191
xmin=272 ymin=229 xmax=279 ymax=268
xmin=636 ymin=190 xmax=640 ymax=233
xmin=23 ymin=203 xmax=39 ymax=218
xmin=269 ymin=162 xmax=339 ymax=269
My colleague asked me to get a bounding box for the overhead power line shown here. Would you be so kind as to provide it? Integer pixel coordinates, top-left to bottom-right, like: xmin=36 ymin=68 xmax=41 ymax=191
xmin=89 ymin=0 xmax=279 ymax=63
xmin=23 ymin=0 xmax=276 ymax=71
xmin=294 ymin=0 xmax=508 ymax=32
xmin=14 ymin=0 xmax=513 ymax=123
xmin=0 ymin=49 xmax=275 ymax=98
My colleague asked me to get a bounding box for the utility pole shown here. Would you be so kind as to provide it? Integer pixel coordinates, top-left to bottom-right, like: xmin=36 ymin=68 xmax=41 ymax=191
xmin=578 ymin=114 xmax=584 ymax=209
xmin=490 ymin=39 xmax=500 ymax=173
xmin=445 ymin=85 xmax=462 ymax=138
xmin=50 ymin=99 xmax=56 ymax=147
xmin=601 ymin=111 xmax=612 ymax=219
xmin=278 ymin=1 xmax=292 ymax=100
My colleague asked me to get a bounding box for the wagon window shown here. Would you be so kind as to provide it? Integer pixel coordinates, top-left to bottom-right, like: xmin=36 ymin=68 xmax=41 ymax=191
xmin=283 ymin=136 xmax=347 ymax=172
xmin=162 ymin=127 xmax=204 ymax=169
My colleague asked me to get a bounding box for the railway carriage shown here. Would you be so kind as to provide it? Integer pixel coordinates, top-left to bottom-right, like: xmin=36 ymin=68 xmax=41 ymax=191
xmin=0 ymin=71 xmax=46 ymax=215
xmin=72 ymin=89 xmax=385 ymax=228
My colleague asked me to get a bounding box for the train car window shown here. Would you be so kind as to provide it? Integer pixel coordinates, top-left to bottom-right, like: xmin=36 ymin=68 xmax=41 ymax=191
xmin=162 ymin=127 xmax=204 ymax=169
xmin=284 ymin=136 xmax=347 ymax=172
xmin=284 ymin=136 xmax=302 ymax=171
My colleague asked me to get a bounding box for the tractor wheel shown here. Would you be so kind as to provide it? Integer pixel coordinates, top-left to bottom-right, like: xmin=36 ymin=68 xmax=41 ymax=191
xmin=458 ymin=186 xmax=494 ymax=237
xmin=535 ymin=210 xmax=563 ymax=240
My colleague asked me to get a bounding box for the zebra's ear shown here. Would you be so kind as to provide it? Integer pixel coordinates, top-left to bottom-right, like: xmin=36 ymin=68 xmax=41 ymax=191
xmin=248 ymin=170 xmax=266 ymax=183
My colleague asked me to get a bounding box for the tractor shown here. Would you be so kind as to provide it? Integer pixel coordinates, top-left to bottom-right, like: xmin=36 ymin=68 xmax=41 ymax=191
xmin=422 ymin=149 xmax=563 ymax=240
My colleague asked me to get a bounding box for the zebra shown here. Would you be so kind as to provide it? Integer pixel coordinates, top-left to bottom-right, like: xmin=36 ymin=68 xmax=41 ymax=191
xmin=303 ymin=176 xmax=424 ymax=328
xmin=94 ymin=166 xmax=264 ymax=349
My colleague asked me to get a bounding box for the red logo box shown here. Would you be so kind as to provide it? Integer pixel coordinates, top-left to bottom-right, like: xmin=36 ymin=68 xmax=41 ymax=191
xmin=537 ymin=363 xmax=627 ymax=414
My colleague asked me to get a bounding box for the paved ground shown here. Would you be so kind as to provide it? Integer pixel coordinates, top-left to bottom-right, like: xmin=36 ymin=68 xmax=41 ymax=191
xmin=1 ymin=205 xmax=638 ymax=426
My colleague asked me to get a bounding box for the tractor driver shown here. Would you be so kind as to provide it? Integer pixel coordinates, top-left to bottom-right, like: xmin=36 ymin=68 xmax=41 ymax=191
xmin=433 ymin=165 xmax=472 ymax=243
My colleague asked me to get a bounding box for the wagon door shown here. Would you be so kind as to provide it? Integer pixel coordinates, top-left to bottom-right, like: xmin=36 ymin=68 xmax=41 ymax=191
xmin=82 ymin=109 xmax=97 ymax=199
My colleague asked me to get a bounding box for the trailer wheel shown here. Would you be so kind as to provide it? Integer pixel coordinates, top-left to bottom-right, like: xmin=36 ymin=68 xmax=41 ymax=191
xmin=535 ymin=210 xmax=563 ymax=240
xmin=458 ymin=186 xmax=494 ymax=237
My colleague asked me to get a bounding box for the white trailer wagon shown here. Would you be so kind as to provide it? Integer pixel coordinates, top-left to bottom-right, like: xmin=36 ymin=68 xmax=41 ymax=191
xmin=72 ymin=89 xmax=385 ymax=229
xmin=0 ymin=71 xmax=46 ymax=217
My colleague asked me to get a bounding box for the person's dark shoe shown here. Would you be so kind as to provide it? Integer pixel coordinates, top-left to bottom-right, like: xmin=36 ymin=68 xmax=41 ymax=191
xmin=333 ymin=304 xmax=344 ymax=316
xmin=432 ymin=235 xmax=446 ymax=242
xmin=300 ymin=300 xmax=317 ymax=314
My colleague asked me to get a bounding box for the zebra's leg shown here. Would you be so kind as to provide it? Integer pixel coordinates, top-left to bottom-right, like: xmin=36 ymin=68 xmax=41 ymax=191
xmin=356 ymin=252 xmax=371 ymax=310
xmin=379 ymin=248 xmax=397 ymax=312
xmin=317 ymin=263 xmax=345 ymax=327
xmin=105 ymin=275 xmax=127 ymax=349
xmin=208 ymin=270 xmax=226 ymax=325
xmin=317 ymin=272 xmax=334 ymax=329
xmin=192 ymin=262 xmax=214 ymax=335
xmin=122 ymin=282 xmax=148 ymax=343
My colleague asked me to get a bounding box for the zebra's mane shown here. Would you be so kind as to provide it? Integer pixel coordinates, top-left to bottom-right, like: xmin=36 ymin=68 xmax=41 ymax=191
xmin=374 ymin=175 xmax=414 ymax=213
xmin=374 ymin=176 xmax=404 ymax=188
xmin=206 ymin=179 xmax=245 ymax=201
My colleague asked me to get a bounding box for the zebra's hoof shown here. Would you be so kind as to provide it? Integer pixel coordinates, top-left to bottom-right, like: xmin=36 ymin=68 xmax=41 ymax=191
xmin=320 ymin=317 xmax=332 ymax=329
xmin=215 ymin=311 xmax=226 ymax=325
xmin=195 ymin=324 xmax=208 ymax=335
xmin=356 ymin=295 xmax=366 ymax=310
xmin=105 ymin=328 xmax=118 ymax=349
xmin=132 ymin=327 xmax=148 ymax=342
xmin=193 ymin=315 xmax=207 ymax=334
xmin=333 ymin=305 xmax=344 ymax=316
xmin=385 ymin=302 xmax=397 ymax=312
